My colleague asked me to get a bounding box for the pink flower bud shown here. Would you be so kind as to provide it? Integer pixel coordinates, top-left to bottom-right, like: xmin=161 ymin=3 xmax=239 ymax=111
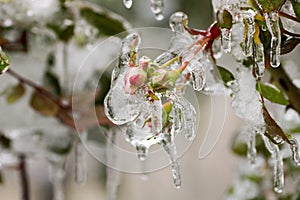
xmin=124 ymin=67 xmax=147 ymax=94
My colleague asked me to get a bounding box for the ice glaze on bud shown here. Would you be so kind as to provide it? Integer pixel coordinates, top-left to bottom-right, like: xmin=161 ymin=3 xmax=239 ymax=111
xmin=124 ymin=67 xmax=147 ymax=94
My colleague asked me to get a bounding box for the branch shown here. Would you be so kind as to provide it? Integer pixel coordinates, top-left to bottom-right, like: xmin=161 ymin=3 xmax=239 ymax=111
xmin=6 ymin=69 xmax=69 ymax=110
xmin=19 ymin=154 xmax=30 ymax=200
xmin=279 ymin=11 xmax=300 ymax=23
xmin=6 ymin=68 xmax=114 ymax=131
xmin=281 ymin=28 xmax=300 ymax=38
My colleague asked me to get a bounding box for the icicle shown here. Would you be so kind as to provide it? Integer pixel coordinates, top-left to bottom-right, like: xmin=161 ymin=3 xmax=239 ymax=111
xmin=247 ymin=130 xmax=257 ymax=164
xmin=264 ymin=12 xmax=281 ymax=68
xmin=150 ymin=99 xmax=163 ymax=134
xmin=242 ymin=12 xmax=255 ymax=57
xmin=172 ymin=105 xmax=182 ymax=132
xmin=136 ymin=144 xmax=148 ymax=161
xmin=49 ymin=157 xmax=66 ymax=200
xmin=149 ymin=0 xmax=164 ymax=20
xmin=289 ymin=138 xmax=300 ymax=166
xmin=106 ymin=128 xmax=120 ymax=200
xmin=220 ymin=28 xmax=232 ymax=52
xmin=190 ymin=65 xmax=206 ymax=91
xmin=262 ymin=136 xmax=284 ymax=193
xmin=162 ymin=139 xmax=181 ymax=188
xmin=169 ymin=12 xmax=188 ymax=33
xmin=123 ymin=0 xmax=133 ymax=8
xmin=74 ymin=132 xmax=87 ymax=185
xmin=253 ymin=43 xmax=265 ymax=77
xmin=171 ymin=94 xmax=196 ymax=141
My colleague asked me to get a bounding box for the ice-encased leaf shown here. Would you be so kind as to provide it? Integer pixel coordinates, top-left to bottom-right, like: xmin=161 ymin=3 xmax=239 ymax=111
xmin=257 ymin=83 xmax=289 ymax=105
xmin=0 ymin=49 xmax=10 ymax=75
xmin=252 ymin=0 xmax=286 ymax=11
xmin=217 ymin=9 xmax=233 ymax=29
xmin=217 ymin=65 xmax=235 ymax=84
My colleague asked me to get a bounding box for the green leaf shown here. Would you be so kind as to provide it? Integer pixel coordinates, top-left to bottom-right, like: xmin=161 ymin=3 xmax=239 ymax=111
xmin=217 ymin=66 xmax=235 ymax=84
xmin=281 ymin=38 xmax=300 ymax=55
xmin=0 ymin=131 xmax=11 ymax=149
xmin=80 ymin=7 xmax=127 ymax=36
xmin=256 ymin=82 xmax=289 ymax=105
xmin=290 ymin=126 xmax=300 ymax=133
xmin=47 ymin=23 xmax=74 ymax=42
xmin=6 ymin=83 xmax=25 ymax=104
xmin=43 ymin=71 xmax=61 ymax=96
xmin=30 ymin=91 xmax=59 ymax=116
xmin=217 ymin=9 xmax=233 ymax=29
xmin=291 ymin=0 xmax=300 ymax=21
xmin=252 ymin=0 xmax=286 ymax=11
xmin=0 ymin=50 xmax=10 ymax=75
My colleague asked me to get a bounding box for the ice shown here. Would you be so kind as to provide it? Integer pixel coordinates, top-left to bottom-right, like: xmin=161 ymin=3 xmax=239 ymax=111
xmin=247 ymin=130 xmax=257 ymax=164
xmin=149 ymin=0 xmax=164 ymax=20
xmin=264 ymin=12 xmax=281 ymax=68
xmin=253 ymin=43 xmax=265 ymax=78
xmin=123 ymin=0 xmax=133 ymax=8
xmin=187 ymin=60 xmax=206 ymax=91
xmin=170 ymin=94 xmax=196 ymax=141
xmin=162 ymin=137 xmax=181 ymax=188
xmin=289 ymin=138 xmax=300 ymax=166
xmin=169 ymin=12 xmax=188 ymax=33
xmin=106 ymin=129 xmax=120 ymax=200
xmin=113 ymin=33 xmax=141 ymax=84
xmin=242 ymin=11 xmax=255 ymax=57
xmin=150 ymin=99 xmax=163 ymax=134
xmin=74 ymin=132 xmax=87 ymax=185
xmin=221 ymin=28 xmax=232 ymax=53
xmin=231 ymin=67 xmax=263 ymax=124
xmin=104 ymin=78 xmax=141 ymax=125
xmin=262 ymin=136 xmax=284 ymax=193
xmin=48 ymin=156 xmax=66 ymax=200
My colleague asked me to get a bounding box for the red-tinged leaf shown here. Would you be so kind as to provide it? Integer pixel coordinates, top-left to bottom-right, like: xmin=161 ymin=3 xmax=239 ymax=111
xmin=30 ymin=91 xmax=59 ymax=116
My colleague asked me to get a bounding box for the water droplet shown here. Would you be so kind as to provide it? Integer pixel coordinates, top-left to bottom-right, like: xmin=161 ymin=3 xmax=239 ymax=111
xmin=123 ymin=0 xmax=133 ymax=8
xmin=264 ymin=12 xmax=281 ymax=68
xmin=220 ymin=28 xmax=232 ymax=53
xmin=247 ymin=131 xmax=257 ymax=164
xmin=289 ymin=138 xmax=300 ymax=166
xmin=150 ymin=0 xmax=164 ymax=21
xmin=242 ymin=12 xmax=255 ymax=57
xmin=169 ymin=12 xmax=188 ymax=33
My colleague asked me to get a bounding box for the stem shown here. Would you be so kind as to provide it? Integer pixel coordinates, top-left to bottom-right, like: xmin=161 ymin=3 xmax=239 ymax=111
xmin=279 ymin=12 xmax=300 ymax=23
xmin=6 ymin=69 xmax=69 ymax=110
xmin=19 ymin=154 xmax=30 ymax=200
xmin=281 ymin=28 xmax=300 ymax=38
